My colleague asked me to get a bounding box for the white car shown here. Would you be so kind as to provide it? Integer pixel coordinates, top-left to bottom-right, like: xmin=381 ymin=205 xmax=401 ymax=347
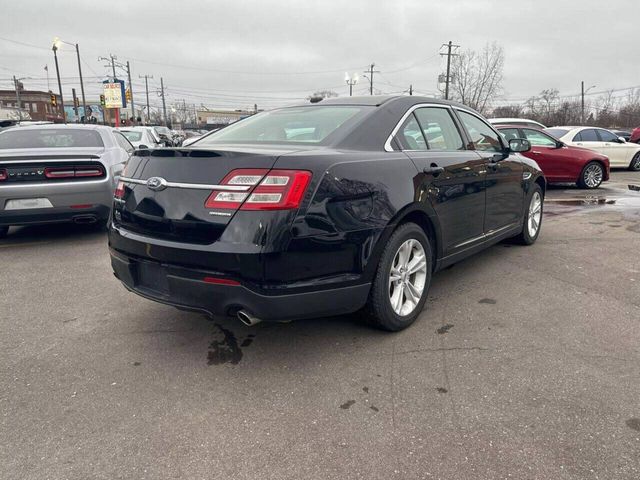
xmin=489 ymin=118 xmax=547 ymax=129
xmin=545 ymin=126 xmax=640 ymax=170
xmin=117 ymin=127 xmax=162 ymax=149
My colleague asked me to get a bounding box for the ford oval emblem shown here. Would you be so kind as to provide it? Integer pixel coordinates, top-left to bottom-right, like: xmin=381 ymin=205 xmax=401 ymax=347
xmin=146 ymin=176 xmax=168 ymax=191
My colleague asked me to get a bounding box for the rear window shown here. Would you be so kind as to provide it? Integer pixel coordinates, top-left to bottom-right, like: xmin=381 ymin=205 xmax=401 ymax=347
xmin=0 ymin=128 xmax=104 ymax=149
xmin=544 ymin=128 xmax=569 ymax=139
xmin=120 ymin=131 xmax=142 ymax=142
xmin=197 ymin=106 xmax=368 ymax=146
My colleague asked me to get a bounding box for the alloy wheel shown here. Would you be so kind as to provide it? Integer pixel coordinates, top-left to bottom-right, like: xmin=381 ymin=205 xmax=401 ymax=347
xmin=633 ymin=154 xmax=640 ymax=171
xmin=388 ymin=239 xmax=427 ymax=316
xmin=527 ymin=191 xmax=542 ymax=238
xmin=583 ymin=163 xmax=603 ymax=188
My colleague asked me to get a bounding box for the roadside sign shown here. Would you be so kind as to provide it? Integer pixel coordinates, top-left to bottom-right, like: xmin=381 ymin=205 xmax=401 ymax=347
xmin=102 ymin=80 xmax=127 ymax=108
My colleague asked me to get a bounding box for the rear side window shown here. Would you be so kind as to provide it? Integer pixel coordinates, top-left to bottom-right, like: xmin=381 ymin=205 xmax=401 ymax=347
xmin=544 ymin=128 xmax=569 ymax=139
xmin=120 ymin=130 xmax=142 ymax=142
xmin=414 ymin=107 xmax=464 ymax=151
xmin=396 ymin=114 xmax=427 ymax=150
xmin=113 ymin=132 xmax=134 ymax=153
xmin=457 ymin=111 xmax=503 ymax=152
xmin=0 ymin=128 xmax=104 ymax=149
xmin=523 ymin=129 xmax=557 ymax=147
xmin=576 ymin=129 xmax=598 ymax=142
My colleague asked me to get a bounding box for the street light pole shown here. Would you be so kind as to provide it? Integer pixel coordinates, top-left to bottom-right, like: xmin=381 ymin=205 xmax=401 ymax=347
xmin=52 ymin=44 xmax=65 ymax=123
xmin=581 ymin=82 xmax=596 ymax=125
xmin=345 ymin=72 xmax=358 ymax=96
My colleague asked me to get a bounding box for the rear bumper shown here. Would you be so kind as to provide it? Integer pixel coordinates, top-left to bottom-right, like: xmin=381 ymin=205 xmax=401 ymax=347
xmin=110 ymin=248 xmax=371 ymax=322
xmin=0 ymin=178 xmax=114 ymax=226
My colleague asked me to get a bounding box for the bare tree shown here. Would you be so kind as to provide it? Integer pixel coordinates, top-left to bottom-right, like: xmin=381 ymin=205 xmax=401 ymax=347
xmin=450 ymin=42 xmax=504 ymax=114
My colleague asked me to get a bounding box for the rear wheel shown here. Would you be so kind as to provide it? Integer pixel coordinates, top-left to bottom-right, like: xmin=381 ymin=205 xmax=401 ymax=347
xmin=629 ymin=153 xmax=640 ymax=171
xmin=514 ymin=184 xmax=543 ymax=245
xmin=577 ymin=161 xmax=604 ymax=189
xmin=363 ymin=222 xmax=432 ymax=331
xmin=0 ymin=226 xmax=8 ymax=238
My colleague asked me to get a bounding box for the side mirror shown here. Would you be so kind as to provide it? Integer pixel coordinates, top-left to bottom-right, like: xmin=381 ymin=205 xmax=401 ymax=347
xmin=618 ymin=136 xmax=626 ymax=143
xmin=508 ymin=138 xmax=531 ymax=153
xmin=555 ymin=141 xmax=564 ymax=149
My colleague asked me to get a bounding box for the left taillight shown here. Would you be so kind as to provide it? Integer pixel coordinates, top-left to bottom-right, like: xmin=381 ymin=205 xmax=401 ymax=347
xmin=114 ymin=181 xmax=125 ymax=199
xmin=44 ymin=165 xmax=104 ymax=179
xmin=0 ymin=169 xmax=7 ymax=181
xmin=205 ymin=169 xmax=312 ymax=211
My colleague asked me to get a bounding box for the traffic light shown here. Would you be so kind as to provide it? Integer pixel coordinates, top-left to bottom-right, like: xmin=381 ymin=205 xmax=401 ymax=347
xmin=125 ymin=89 xmax=131 ymax=102
xmin=100 ymin=94 xmax=105 ymax=106
xmin=50 ymin=94 xmax=57 ymax=107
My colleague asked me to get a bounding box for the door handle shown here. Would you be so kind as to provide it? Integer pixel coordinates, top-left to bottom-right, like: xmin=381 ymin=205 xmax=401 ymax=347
xmin=423 ymin=166 xmax=444 ymax=175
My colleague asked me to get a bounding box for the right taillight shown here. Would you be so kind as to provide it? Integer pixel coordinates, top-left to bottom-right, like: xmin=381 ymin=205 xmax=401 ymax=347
xmin=205 ymin=169 xmax=312 ymax=211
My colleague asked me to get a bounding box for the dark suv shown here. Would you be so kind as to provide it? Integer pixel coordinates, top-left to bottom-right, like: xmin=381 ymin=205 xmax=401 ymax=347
xmin=109 ymin=96 xmax=544 ymax=331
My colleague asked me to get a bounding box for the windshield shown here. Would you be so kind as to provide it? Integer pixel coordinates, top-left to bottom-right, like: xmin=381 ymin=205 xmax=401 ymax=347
xmin=0 ymin=128 xmax=104 ymax=149
xmin=544 ymin=128 xmax=569 ymax=139
xmin=196 ymin=106 xmax=368 ymax=146
xmin=120 ymin=131 xmax=143 ymax=142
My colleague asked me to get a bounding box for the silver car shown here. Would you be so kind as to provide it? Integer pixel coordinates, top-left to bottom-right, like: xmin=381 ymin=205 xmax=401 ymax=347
xmin=0 ymin=124 xmax=133 ymax=237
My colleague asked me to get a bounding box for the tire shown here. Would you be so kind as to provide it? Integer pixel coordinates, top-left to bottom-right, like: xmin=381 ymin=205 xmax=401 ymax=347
xmin=362 ymin=222 xmax=432 ymax=331
xmin=0 ymin=226 xmax=8 ymax=238
xmin=514 ymin=184 xmax=543 ymax=245
xmin=577 ymin=161 xmax=604 ymax=189
xmin=629 ymin=152 xmax=640 ymax=171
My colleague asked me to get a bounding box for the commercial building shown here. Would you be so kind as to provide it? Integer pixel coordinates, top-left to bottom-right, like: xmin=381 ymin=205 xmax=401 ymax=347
xmin=0 ymin=89 xmax=63 ymax=122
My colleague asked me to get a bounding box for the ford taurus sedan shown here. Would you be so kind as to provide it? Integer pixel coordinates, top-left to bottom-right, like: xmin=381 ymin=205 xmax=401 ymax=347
xmin=0 ymin=124 xmax=133 ymax=237
xmin=109 ymin=96 xmax=545 ymax=331
xmin=497 ymin=125 xmax=610 ymax=188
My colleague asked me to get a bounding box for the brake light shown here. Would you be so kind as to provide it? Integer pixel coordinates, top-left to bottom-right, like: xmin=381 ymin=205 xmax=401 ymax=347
xmin=205 ymin=169 xmax=312 ymax=211
xmin=44 ymin=166 xmax=104 ymax=179
xmin=114 ymin=181 xmax=125 ymax=199
xmin=203 ymin=277 xmax=241 ymax=286
xmin=0 ymin=169 xmax=6 ymax=181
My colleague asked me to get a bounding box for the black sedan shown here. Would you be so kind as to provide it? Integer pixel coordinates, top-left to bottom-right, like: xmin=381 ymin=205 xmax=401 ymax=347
xmin=109 ymin=96 xmax=544 ymax=331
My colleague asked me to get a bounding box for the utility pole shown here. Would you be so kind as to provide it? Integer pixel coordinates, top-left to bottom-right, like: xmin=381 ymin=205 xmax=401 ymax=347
xmin=440 ymin=41 xmax=459 ymax=100
xmin=581 ymin=82 xmax=596 ymax=125
xmin=409 ymin=84 xmax=413 ymax=95
xmin=139 ymin=74 xmax=153 ymax=124
xmin=75 ymin=44 xmax=87 ymax=123
xmin=160 ymin=77 xmax=167 ymax=127
xmin=126 ymin=61 xmax=135 ymax=123
xmin=13 ymin=76 xmax=22 ymax=120
xmin=363 ymin=63 xmax=380 ymax=95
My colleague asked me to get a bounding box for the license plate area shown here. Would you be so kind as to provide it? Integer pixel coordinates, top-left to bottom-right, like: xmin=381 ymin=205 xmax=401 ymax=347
xmin=4 ymin=198 xmax=54 ymax=210
xmin=136 ymin=261 xmax=170 ymax=295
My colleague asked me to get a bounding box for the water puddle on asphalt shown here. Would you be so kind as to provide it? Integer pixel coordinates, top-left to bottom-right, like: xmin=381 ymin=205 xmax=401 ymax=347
xmin=544 ymin=186 xmax=640 ymax=216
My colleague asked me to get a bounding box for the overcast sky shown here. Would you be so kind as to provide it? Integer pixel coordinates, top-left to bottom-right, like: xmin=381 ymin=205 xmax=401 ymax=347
xmin=1 ymin=0 xmax=638 ymax=112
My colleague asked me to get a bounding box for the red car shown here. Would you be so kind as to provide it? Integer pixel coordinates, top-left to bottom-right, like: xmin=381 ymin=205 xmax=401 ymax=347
xmin=496 ymin=125 xmax=610 ymax=189
xmin=630 ymin=127 xmax=640 ymax=144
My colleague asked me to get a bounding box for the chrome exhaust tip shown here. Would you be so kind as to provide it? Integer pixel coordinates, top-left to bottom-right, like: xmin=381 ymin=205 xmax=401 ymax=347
xmin=237 ymin=310 xmax=262 ymax=327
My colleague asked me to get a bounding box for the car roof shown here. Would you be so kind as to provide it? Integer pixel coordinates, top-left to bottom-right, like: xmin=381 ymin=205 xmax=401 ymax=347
xmin=294 ymin=95 xmax=471 ymax=110
xmin=494 ymin=124 xmax=543 ymax=130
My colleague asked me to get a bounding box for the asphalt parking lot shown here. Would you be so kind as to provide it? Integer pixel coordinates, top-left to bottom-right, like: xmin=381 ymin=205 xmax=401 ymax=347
xmin=1 ymin=171 xmax=640 ymax=480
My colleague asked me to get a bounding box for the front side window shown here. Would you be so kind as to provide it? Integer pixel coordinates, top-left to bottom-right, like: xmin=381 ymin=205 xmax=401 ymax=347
xmin=576 ymin=129 xmax=598 ymax=142
xmin=197 ymin=106 xmax=368 ymax=146
xmin=414 ymin=107 xmax=464 ymax=151
xmin=523 ymin=129 xmax=557 ymax=147
xmin=396 ymin=114 xmax=427 ymax=150
xmin=120 ymin=130 xmax=143 ymax=142
xmin=0 ymin=128 xmax=104 ymax=149
xmin=457 ymin=110 xmax=503 ymax=152
xmin=596 ymin=129 xmax=618 ymax=142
